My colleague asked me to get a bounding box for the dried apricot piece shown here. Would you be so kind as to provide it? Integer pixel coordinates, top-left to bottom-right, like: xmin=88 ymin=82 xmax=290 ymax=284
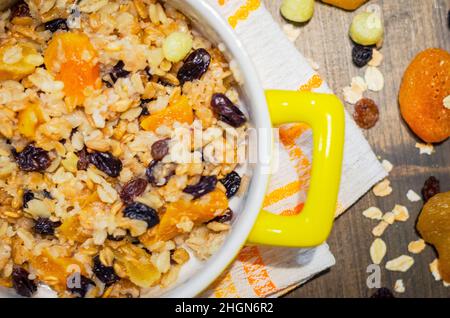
xmin=417 ymin=191 xmax=450 ymax=283
xmin=44 ymin=32 xmax=100 ymax=105
xmin=399 ymin=48 xmax=450 ymax=143
xmin=0 ymin=43 xmax=43 ymax=81
xmin=18 ymin=102 xmax=45 ymax=139
xmin=321 ymin=0 xmax=368 ymax=11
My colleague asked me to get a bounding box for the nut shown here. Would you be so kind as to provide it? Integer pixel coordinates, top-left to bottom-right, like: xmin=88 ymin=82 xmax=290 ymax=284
xmin=370 ymin=238 xmax=386 ymax=265
xmin=386 ymin=255 xmax=414 ymax=272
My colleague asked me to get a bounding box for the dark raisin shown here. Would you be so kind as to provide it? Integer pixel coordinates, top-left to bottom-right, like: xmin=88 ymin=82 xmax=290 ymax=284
xmin=67 ymin=274 xmax=95 ymax=298
xmin=107 ymin=234 xmax=125 ymax=241
xmin=44 ymin=18 xmax=69 ymax=33
xmin=151 ymin=139 xmax=170 ymax=161
xmin=183 ymin=176 xmax=217 ymax=199
xmin=22 ymin=190 xmax=35 ymax=208
xmin=370 ymin=287 xmax=395 ymax=299
xmin=220 ymin=171 xmax=241 ymax=198
xmin=145 ymin=160 xmax=175 ymax=187
xmin=76 ymin=147 xmax=90 ymax=171
xmin=110 ymin=61 xmax=130 ymax=83
xmin=10 ymin=1 xmax=30 ymax=20
xmin=177 ymin=48 xmax=211 ymax=84
xmin=210 ymin=208 xmax=233 ymax=223
xmin=34 ymin=217 xmax=61 ymax=236
xmin=13 ymin=145 xmax=51 ymax=172
xmin=88 ymin=151 xmax=123 ymax=178
xmin=144 ymin=66 xmax=153 ymax=81
xmin=119 ymin=178 xmax=148 ymax=204
xmin=12 ymin=267 xmax=37 ymax=298
xmin=211 ymin=93 xmax=247 ymax=128
xmin=353 ymin=98 xmax=379 ymax=129
xmin=157 ymin=78 xmax=175 ymax=87
xmin=102 ymin=79 xmax=113 ymax=88
xmin=421 ymin=176 xmax=440 ymax=203
xmin=123 ymin=202 xmax=159 ymax=228
xmin=352 ymin=45 xmax=373 ymax=67
xmin=140 ymin=99 xmax=154 ymax=117
xmin=42 ymin=189 xmax=53 ymax=199
xmin=448 ymin=10 xmax=450 ymax=29
xmin=92 ymin=255 xmax=119 ymax=286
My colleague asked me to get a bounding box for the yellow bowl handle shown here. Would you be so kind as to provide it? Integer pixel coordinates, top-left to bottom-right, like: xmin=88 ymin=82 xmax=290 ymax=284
xmin=247 ymin=90 xmax=345 ymax=247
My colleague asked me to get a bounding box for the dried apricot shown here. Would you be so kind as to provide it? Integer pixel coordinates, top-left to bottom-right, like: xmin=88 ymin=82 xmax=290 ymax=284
xmin=0 ymin=43 xmax=43 ymax=81
xmin=321 ymin=0 xmax=368 ymax=11
xmin=44 ymin=32 xmax=100 ymax=105
xmin=417 ymin=191 xmax=450 ymax=283
xmin=18 ymin=102 xmax=44 ymax=139
xmin=399 ymin=48 xmax=450 ymax=143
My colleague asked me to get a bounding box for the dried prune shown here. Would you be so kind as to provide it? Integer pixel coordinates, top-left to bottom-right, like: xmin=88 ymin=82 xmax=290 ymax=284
xmin=76 ymin=147 xmax=89 ymax=171
xmin=12 ymin=267 xmax=37 ymax=298
xmin=10 ymin=1 xmax=30 ymax=20
xmin=88 ymin=151 xmax=123 ymax=178
xmin=120 ymin=178 xmax=148 ymax=204
xmin=67 ymin=274 xmax=95 ymax=298
xmin=13 ymin=145 xmax=51 ymax=172
xmin=22 ymin=190 xmax=34 ymax=208
xmin=370 ymin=287 xmax=395 ymax=298
xmin=145 ymin=161 xmax=175 ymax=187
xmin=353 ymin=98 xmax=379 ymax=129
xmin=421 ymin=176 xmax=440 ymax=203
xmin=92 ymin=255 xmax=119 ymax=286
xmin=210 ymin=208 xmax=233 ymax=223
xmin=34 ymin=217 xmax=61 ymax=236
xmin=44 ymin=18 xmax=69 ymax=33
xmin=177 ymin=48 xmax=211 ymax=84
xmin=352 ymin=45 xmax=373 ymax=67
xmin=151 ymin=139 xmax=170 ymax=161
xmin=220 ymin=171 xmax=241 ymax=198
xmin=183 ymin=176 xmax=217 ymax=199
xmin=211 ymin=93 xmax=247 ymax=128
xmin=123 ymin=202 xmax=159 ymax=228
xmin=110 ymin=60 xmax=130 ymax=83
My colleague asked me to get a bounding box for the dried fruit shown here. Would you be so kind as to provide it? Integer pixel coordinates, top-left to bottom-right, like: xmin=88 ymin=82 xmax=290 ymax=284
xmin=399 ymin=49 xmax=450 ymax=143
xmin=13 ymin=144 xmax=51 ymax=172
xmin=22 ymin=190 xmax=35 ymax=208
xmin=0 ymin=43 xmax=43 ymax=81
xmin=139 ymin=99 xmax=153 ymax=116
xmin=145 ymin=161 xmax=176 ymax=187
xmin=177 ymin=48 xmax=211 ymax=84
xmin=12 ymin=267 xmax=37 ymax=297
xmin=210 ymin=208 xmax=233 ymax=223
xmin=92 ymin=255 xmax=119 ymax=286
xmin=349 ymin=12 xmax=384 ymax=46
xmin=162 ymin=32 xmax=193 ymax=63
xmin=88 ymin=151 xmax=123 ymax=178
xmin=417 ymin=191 xmax=450 ymax=283
xmin=370 ymin=287 xmax=395 ymax=298
xmin=123 ymin=202 xmax=159 ymax=228
xmin=321 ymin=0 xmax=368 ymax=11
xmin=421 ymin=176 xmax=440 ymax=203
xmin=280 ymin=0 xmax=315 ymax=23
xmin=353 ymin=98 xmax=379 ymax=129
xmin=211 ymin=93 xmax=247 ymax=128
xmin=76 ymin=147 xmax=89 ymax=171
xmin=67 ymin=274 xmax=95 ymax=298
xmin=34 ymin=217 xmax=62 ymax=236
xmin=18 ymin=103 xmax=45 ymax=139
xmin=220 ymin=171 xmax=241 ymax=198
xmin=120 ymin=178 xmax=148 ymax=204
xmin=110 ymin=60 xmax=130 ymax=83
xmin=10 ymin=1 xmax=32 ymax=25
xmin=352 ymin=45 xmax=373 ymax=67
xmin=183 ymin=176 xmax=218 ymax=199
xmin=44 ymin=19 xmax=69 ymax=33
xmin=151 ymin=139 xmax=170 ymax=161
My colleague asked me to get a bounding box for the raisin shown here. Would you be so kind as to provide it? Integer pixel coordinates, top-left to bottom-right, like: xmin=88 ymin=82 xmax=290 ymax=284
xmin=211 ymin=93 xmax=247 ymax=128
xmin=144 ymin=66 xmax=153 ymax=81
xmin=88 ymin=151 xmax=123 ymax=178
xmin=10 ymin=1 xmax=30 ymax=20
xmin=42 ymin=189 xmax=53 ymax=199
xmin=421 ymin=176 xmax=440 ymax=203
xmin=352 ymin=45 xmax=373 ymax=67
xmin=177 ymin=48 xmax=211 ymax=84
xmin=12 ymin=267 xmax=37 ymax=298
xmin=110 ymin=61 xmax=130 ymax=83
xmin=151 ymin=139 xmax=170 ymax=161
xmin=92 ymin=255 xmax=119 ymax=286
xmin=220 ymin=171 xmax=241 ymax=198
xmin=77 ymin=148 xmax=89 ymax=171
xmin=13 ymin=145 xmax=51 ymax=172
xmin=107 ymin=234 xmax=125 ymax=241
xmin=353 ymin=98 xmax=379 ymax=129
xmin=210 ymin=208 xmax=233 ymax=223
xmin=22 ymin=190 xmax=34 ymax=208
xmin=67 ymin=274 xmax=95 ymax=298
xmin=145 ymin=160 xmax=175 ymax=187
xmin=140 ymin=99 xmax=154 ymax=117
xmin=34 ymin=217 xmax=61 ymax=236
xmin=123 ymin=202 xmax=159 ymax=228
xmin=183 ymin=176 xmax=217 ymax=199
xmin=448 ymin=10 xmax=450 ymax=29
xmin=120 ymin=178 xmax=148 ymax=204
xmin=370 ymin=287 xmax=395 ymax=299
xmin=44 ymin=18 xmax=69 ymax=33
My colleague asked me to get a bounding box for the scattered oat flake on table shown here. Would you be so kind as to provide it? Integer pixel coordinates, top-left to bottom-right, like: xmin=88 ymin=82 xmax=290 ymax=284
xmin=372 ymin=220 xmax=389 ymax=237
xmin=365 ymin=66 xmax=384 ymax=92
xmin=406 ymin=189 xmax=421 ymax=202
xmin=362 ymin=207 xmax=383 ymax=220
xmin=381 ymin=159 xmax=393 ymax=173
xmin=394 ymin=279 xmax=405 ymax=293
xmin=282 ymin=24 xmax=301 ymax=43
xmin=415 ymin=143 xmax=434 ymax=155
xmin=373 ymin=179 xmax=392 ymax=197
xmin=351 ymin=76 xmax=368 ymax=92
xmin=392 ymin=204 xmax=409 ymax=222
xmin=343 ymin=85 xmax=363 ymax=105
xmin=368 ymin=49 xmax=383 ymax=67
xmin=443 ymin=95 xmax=450 ymax=110
xmin=408 ymin=239 xmax=426 ymax=254
xmin=429 ymin=259 xmax=441 ymax=281
xmin=370 ymin=238 xmax=387 ymax=265
xmin=386 ymin=255 xmax=414 ymax=272
xmin=382 ymin=212 xmax=395 ymax=225
xmin=306 ymin=58 xmax=320 ymax=71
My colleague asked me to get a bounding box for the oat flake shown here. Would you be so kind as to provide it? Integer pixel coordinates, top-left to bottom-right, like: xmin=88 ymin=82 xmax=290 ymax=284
xmin=406 ymin=189 xmax=421 ymax=202
xmin=372 ymin=221 xmax=389 ymax=237
xmin=415 ymin=143 xmax=434 ymax=155
xmin=392 ymin=204 xmax=409 ymax=222
xmin=362 ymin=207 xmax=383 ymax=220
xmin=370 ymin=238 xmax=387 ymax=265
xmin=394 ymin=279 xmax=405 ymax=293
xmin=443 ymin=95 xmax=450 ymax=110
xmin=408 ymin=239 xmax=426 ymax=254
xmin=373 ymin=179 xmax=392 ymax=197
xmin=365 ymin=66 xmax=384 ymax=92
xmin=381 ymin=159 xmax=393 ymax=173
xmin=386 ymin=255 xmax=414 ymax=272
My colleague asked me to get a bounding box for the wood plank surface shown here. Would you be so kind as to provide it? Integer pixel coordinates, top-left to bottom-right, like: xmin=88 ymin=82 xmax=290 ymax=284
xmin=263 ymin=0 xmax=450 ymax=297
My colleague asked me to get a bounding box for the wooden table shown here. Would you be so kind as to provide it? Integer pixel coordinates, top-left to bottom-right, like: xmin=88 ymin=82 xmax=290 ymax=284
xmin=264 ymin=0 xmax=450 ymax=297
